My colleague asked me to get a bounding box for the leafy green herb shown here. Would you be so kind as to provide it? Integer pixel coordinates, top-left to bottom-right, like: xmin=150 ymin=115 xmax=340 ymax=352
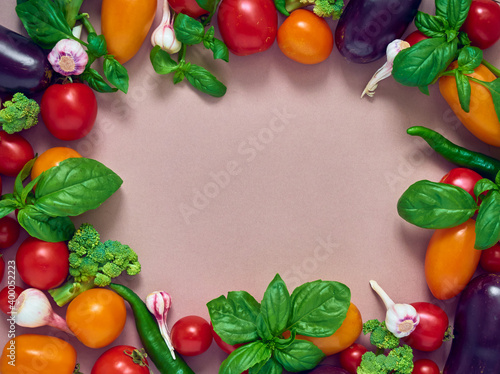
xmin=207 ymin=274 xmax=350 ymax=373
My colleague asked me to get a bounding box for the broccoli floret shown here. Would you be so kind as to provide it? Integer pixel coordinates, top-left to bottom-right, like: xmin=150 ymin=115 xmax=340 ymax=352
xmin=0 ymin=93 xmax=40 ymax=134
xmin=48 ymin=223 xmax=141 ymax=306
xmin=363 ymin=319 xmax=400 ymax=350
xmin=284 ymin=0 xmax=344 ymax=19
xmin=358 ymin=345 xmax=414 ymax=374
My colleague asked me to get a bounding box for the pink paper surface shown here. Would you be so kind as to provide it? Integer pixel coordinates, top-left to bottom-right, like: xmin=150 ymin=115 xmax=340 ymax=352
xmin=1 ymin=0 xmax=500 ymax=372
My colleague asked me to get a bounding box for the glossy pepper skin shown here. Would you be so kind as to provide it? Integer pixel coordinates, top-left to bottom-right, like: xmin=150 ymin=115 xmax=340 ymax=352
xmin=101 ymin=0 xmax=157 ymax=64
xmin=439 ymin=61 xmax=500 ymax=147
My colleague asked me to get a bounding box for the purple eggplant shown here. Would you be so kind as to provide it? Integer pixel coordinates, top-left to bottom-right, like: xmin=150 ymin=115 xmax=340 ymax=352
xmin=0 ymin=24 xmax=53 ymax=94
xmin=443 ymin=273 xmax=500 ymax=374
xmin=335 ymin=0 xmax=422 ymax=63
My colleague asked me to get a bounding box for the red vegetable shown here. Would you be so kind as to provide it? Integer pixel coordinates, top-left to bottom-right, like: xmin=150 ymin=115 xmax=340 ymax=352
xmin=168 ymin=0 xmax=209 ymax=18
xmin=480 ymin=242 xmax=500 ymax=272
xmin=462 ymin=0 xmax=500 ymax=49
xmin=171 ymin=315 xmax=213 ymax=356
xmin=0 ymin=131 xmax=34 ymax=177
xmin=439 ymin=167 xmax=483 ymax=199
xmin=91 ymin=345 xmax=151 ymax=374
xmin=0 ymin=286 xmax=24 ymax=315
xmin=339 ymin=343 xmax=368 ymax=374
xmin=0 ymin=216 xmax=20 ymax=249
xmin=404 ymin=30 xmax=429 ymax=46
xmin=412 ymin=359 xmax=440 ymax=374
xmin=402 ymin=302 xmax=449 ymax=351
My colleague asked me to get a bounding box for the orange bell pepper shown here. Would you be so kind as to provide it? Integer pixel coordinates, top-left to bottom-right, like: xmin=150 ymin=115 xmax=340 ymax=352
xmin=439 ymin=61 xmax=500 ymax=147
xmin=101 ymin=0 xmax=157 ymax=64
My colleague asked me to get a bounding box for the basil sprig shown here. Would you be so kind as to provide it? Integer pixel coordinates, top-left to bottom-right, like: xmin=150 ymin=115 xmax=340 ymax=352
xmin=0 ymin=157 xmax=123 ymax=242
xmin=15 ymin=0 xmax=129 ymax=93
xmin=207 ymin=274 xmax=351 ymax=373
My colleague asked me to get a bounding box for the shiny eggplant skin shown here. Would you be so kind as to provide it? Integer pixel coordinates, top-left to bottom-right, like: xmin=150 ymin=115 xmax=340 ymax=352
xmin=335 ymin=0 xmax=422 ymax=63
xmin=0 ymin=24 xmax=53 ymax=94
xmin=443 ymin=273 xmax=500 ymax=374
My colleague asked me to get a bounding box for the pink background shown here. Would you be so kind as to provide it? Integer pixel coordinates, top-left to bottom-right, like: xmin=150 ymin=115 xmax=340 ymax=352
xmin=1 ymin=0 xmax=500 ymax=372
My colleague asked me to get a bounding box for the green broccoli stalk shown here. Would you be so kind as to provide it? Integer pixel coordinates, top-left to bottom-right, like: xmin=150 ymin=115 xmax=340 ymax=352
xmin=283 ymin=0 xmax=344 ymax=19
xmin=48 ymin=223 xmax=141 ymax=306
xmin=363 ymin=319 xmax=401 ymax=353
xmin=0 ymin=93 xmax=40 ymax=134
xmin=357 ymin=345 xmax=414 ymax=374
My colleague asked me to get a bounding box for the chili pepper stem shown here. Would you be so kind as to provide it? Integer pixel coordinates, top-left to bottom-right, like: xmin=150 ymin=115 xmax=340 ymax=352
xmin=482 ymin=59 xmax=500 ymax=77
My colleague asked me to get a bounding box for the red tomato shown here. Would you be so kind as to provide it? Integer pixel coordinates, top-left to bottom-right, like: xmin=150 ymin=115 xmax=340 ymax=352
xmin=412 ymin=359 xmax=440 ymax=374
xmin=168 ymin=0 xmax=209 ymax=18
xmin=0 ymin=175 xmax=2 ymax=194
xmin=40 ymin=83 xmax=98 ymax=141
xmin=402 ymin=302 xmax=449 ymax=351
xmin=0 ymin=256 xmax=4 ymax=282
xmin=277 ymin=9 xmax=334 ymax=65
xmin=171 ymin=315 xmax=213 ymax=356
xmin=439 ymin=167 xmax=483 ymax=198
xmin=0 ymin=131 xmax=34 ymax=177
xmin=16 ymin=237 xmax=69 ymax=290
xmin=462 ymin=0 xmax=500 ymax=49
xmin=480 ymin=242 xmax=500 ymax=272
xmin=217 ymin=0 xmax=278 ymax=56
xmin=91 ymin=345 xmax=151 ymax=374
xmin=0 ymin=286 xmax=24 ymax=315
xmin=339 ymin=343 xmax=368 ymax=374
xmin=0 ymin=216 xmax=20 ymax=249
xmin=211 ymin=322 xmax=244 ymax=354
xmin=404 ymin=30 xmax=429 ymax=46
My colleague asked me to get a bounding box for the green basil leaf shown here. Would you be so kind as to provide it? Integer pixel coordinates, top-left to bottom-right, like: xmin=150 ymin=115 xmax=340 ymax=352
xmin=275 ymin=330 xmax=296 ymax=350
xmin=195 ymin=0 xmax=217 ymax=12
xmin=274 ymin=0 xmax=289 ymax=15
xmin=475 ymin=178 xmax=498 ymax=199
xmin=418 ymin=85 xmax=430 ymax=95
xmin=174 ymin=13 xmax=205 ymax=45
xmin=249 ymin=357 xmax=282 ymax=374
xmin=80 ymin=68 xmax=117 ymax=93
xmin=434 ymin=0 xmax=448 ymax=18
xmin=87 ymin=32 xmax=108 ymax=58
xmin=393 ymin=37 xmax=458 ymax=88
xmin=14 ymin=157 xmax=37 ymax=198
xmin=258 ymin=274 xmax=291 ymax=337
xmin=211 ymin=38 xmax=229 ymax=62
xmin=15 ymin=0 xmax=73 ymax=49
xmin=288 ymin=280 xmax=350 ymax=337
xmin=220 ymin=341 xmax=272 ymax=374
xmin=457 ymin=46 xmax=483 ymax=73
xmin=475 ymin=190 xmax=500 ymax=249
xmin=415 ymin=12 xmax=448 ymax=37
xmin=455 ymin=70 xmax=471 ymax=112
xmin=150 ymin=46 xmax=179 ymax=75
xmin=185 ymin=64 xmax=227 ymax=97
xmin=397 ymin=180 xmax=477 ymax=228
xmin=173 ymin=69 xmax=186 ymax=84
xmin=20 ymin=174 xmax=42 ymax=207
xmin=274 ymin=339 xmax=325 ymax=372
xmin=446 ymin=0 xmax=472 ymax=30
xmin=469 ymin=77 xmax=500 ymax=122
xmin=0 ymin=200 xmax=17 ymax=218
xmin=17 ymin=205 xmax=75 ymax=242
xmin=458 ymin=31 xmax=471 ymax=47
xmin=207 ymin=291 xmax=261 ymax=345
xmin=34 ymin=158 xmax=123 ymax=217
xmin=103 ymin=56 xmax=129 ymax=93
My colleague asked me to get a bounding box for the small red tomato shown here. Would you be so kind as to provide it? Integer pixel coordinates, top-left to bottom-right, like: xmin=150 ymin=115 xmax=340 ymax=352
xmin=168 ymin=0 xmax=209 ymax=18
xmin=211 ymin=323 xmax=244 ymax=354
xmin=462 ymin=0 xmax=500 ymax=49
xmin=0 ymin=216 xmax=20 ymax=249
xmin=412 ymin=359 xmax=440 ymax=374
xmin=41 ymin=82 xmax=98 ymax=141
xmin=339 ymin=343 xmax=368 ymax=374
xmin=480 ymin=242 xmax=500 ymax=272
xmin=91 ymin=345 xmax=151 ymax=374
xmin=439 ymin=167 xmax=483 ymax=198
xmin=402 ymin=302 xmax=449 ymax=351
xmin=171 ymin=315 xmax=213 ymax=356
xmin=404 ymin=30 xmax=429 ymax=46
xmin=0 ymin=286 xmax=24 ymax=315
xmin=0 ymin=131 xmax=34 ymax=177
xmin=16 ymin=237 xmax=69 ymax=290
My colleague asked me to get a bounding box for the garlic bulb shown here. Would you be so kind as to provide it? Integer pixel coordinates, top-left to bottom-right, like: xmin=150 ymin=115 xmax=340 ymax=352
xmin=151 ymin=0 xmax=182 ymax=54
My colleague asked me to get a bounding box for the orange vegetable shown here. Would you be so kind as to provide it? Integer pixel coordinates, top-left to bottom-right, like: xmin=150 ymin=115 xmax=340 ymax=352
xmin=101 ymin=0 xmax=157 ymax=64
xmin=31 ymin=146 xmax=82 ymax=180
xmin=425 ymin=219 xmax=481 ymax=300
xmin=439 ymin=61 xmax=500 ymax=147
xmin=0 ymin=334 xmax=77 ymax=374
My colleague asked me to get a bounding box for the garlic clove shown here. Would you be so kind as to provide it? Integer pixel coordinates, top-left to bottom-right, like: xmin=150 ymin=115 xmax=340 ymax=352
xmin=146 ymin=291 xmax=176 ymax=360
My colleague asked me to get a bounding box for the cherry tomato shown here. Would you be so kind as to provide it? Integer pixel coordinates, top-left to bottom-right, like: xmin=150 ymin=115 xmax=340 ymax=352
xmin=171 ymin=315 xmax=213 ymax=356
xmin=217 ymin=0 xmax=278 ymax=56
xmin=0 ymin=131 xmax=34 ymax=177
xmin=439 ymin=167 xmax=483 ymax=198
xmin=16 ymin=237 xmax=69 ymax=290
xmin=168 ymin=0 xmax=209 ymax=18
xmin=480 ymin=242 xmax=500 ymax=272
xmin=277 ymin=9 xmax=334 ymax=65
xmin=211 ymin=322 xmax=244 ymax=354
xmin=404 ymin=30 xmax=429 ymax=46
xmin=0 ymin=216 xmax=20 ymax=249
xmin=402 ymin=302 xmax=449 ymax=351
xmin=462 ymin=0 xmax=500 ymax=49
xmin=0 ymin=334 xmax=77 ymax=374
xmin=31 ymin=146 xmax=82 ymax=180
xmin=412 ymin=359 xmax=440 ymax=374
xmin=40 ymin=82 xmax=98 ymax=141
xmin=339 ymin=343 xmax=368 ymax=374
xmin=91 ymin=345 xmax=151 ymax=374
xmin=66 ymin=288 xmax=127 ymax=348
xmin=0 ymin=285 xmax=24 ymax=315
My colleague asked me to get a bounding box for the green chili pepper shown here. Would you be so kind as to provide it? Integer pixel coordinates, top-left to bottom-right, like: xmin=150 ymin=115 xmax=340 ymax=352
xmin=109 ymin=283 xmax=195 ymax=374
xmin=407 ymin=126 xmax=500 ymax=181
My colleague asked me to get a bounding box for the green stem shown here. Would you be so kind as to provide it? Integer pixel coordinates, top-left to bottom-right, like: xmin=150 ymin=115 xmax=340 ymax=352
xmin=482 ymin=59 xmax=500 ymax=77
xmin=77 ymin=13 xmax=96 ymax=35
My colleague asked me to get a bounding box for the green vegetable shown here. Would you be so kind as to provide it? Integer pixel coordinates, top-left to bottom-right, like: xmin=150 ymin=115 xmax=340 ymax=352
xmin=362 ymin=319 xmax=400 ymax=351
xmin=207 ymin=274 xmax=351 ymax=373
xmin=277 ymin=0 xmax=344 ymax=19
xmin=108 ymin=283 xmax=195 ymax=374
xmin=48 ymin=223 xmax=141 ymax=306
xmin=358 ymin=345 xmax=414 ymax=374
xmin=0 ymin=93 xmax=40 ymax=134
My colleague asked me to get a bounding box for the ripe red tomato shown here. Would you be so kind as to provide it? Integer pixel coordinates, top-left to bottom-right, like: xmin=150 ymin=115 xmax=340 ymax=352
xmin=217 ymin=0 xmax=278 ymax=56
xmin=40 ymin=83 xmax=98 ymax=141
xmin=462 ymin=0 xmax=500 ymax=49
xmin=168 ymin=0 xmax=209 ymax=18
xmin=171 ymin=315 xmax=213 ymax=356
xmin=404 ymin=30 xmax=429 ymax=46
xmin=412 ymin=359 xmax=440 ymax=374
xmin=339 ymin=343 xmax=368 ymax=374
xmin=402 ymin=302 xmax=449 ymax=351
xmin=91 ymin=345 xmax=151 ymax=374
xmin=15 ymin=237 xmax=69 ymax=290
xmin=480 ymin=242 xmax=500 ymax=272
xmin=211 ymin=323 xmax=244 ymax=354
xmin=439 ymin=167 xmax=483 ymax=198
xmin=0 ymin=131 xmax=34 ymax=177
xmin=277 ymin=9 xmax=334 ymax=65
xmin=0 ymin=286 xmax=24 ymax=315
xmin=0 ymin=216 xmax=20 ymax=249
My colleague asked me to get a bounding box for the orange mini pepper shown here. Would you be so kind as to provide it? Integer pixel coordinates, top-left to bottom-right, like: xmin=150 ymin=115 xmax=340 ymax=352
xmin=101 ymin=0 xmax=157 ymax=64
